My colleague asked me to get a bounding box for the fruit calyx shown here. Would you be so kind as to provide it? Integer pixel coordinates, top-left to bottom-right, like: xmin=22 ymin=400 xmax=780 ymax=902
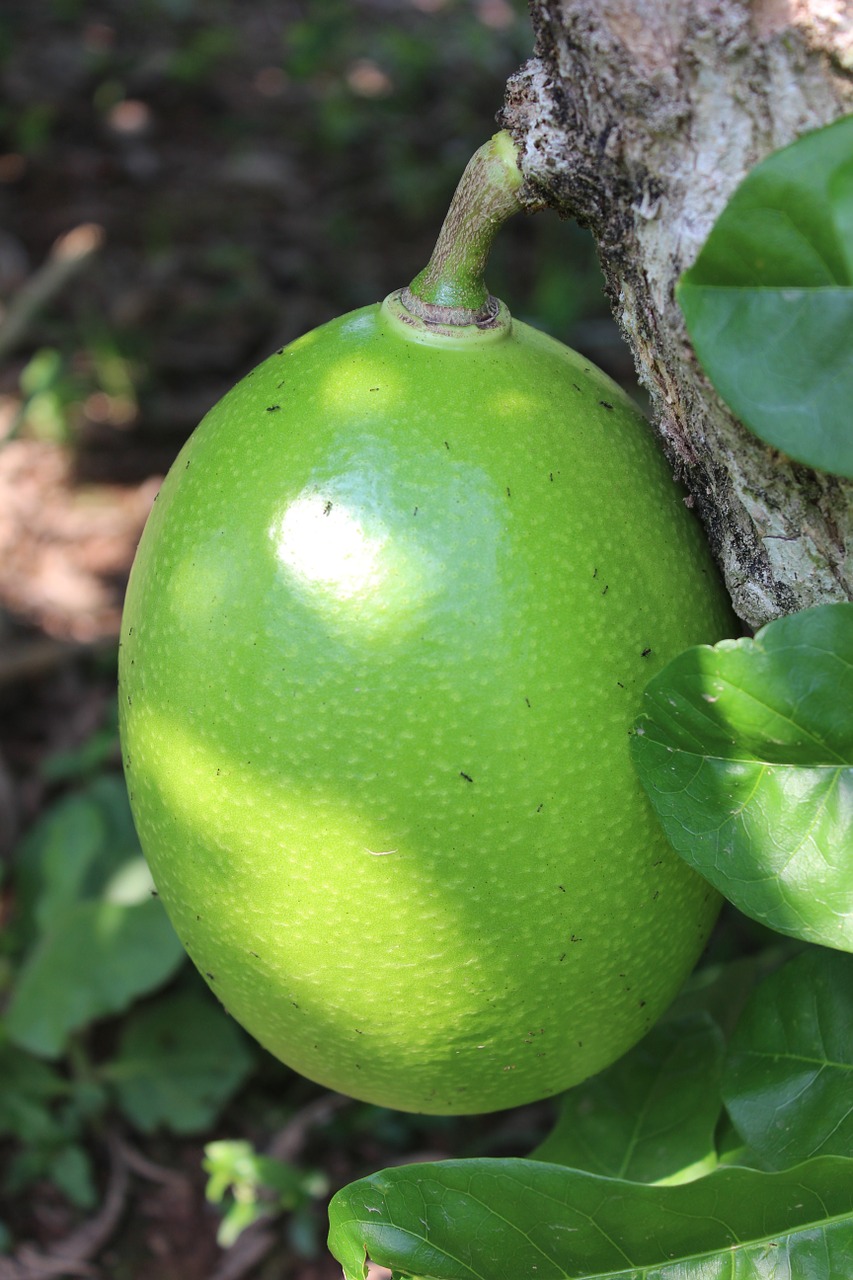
xmin=382 ymin=131 xmax=524 ymax=344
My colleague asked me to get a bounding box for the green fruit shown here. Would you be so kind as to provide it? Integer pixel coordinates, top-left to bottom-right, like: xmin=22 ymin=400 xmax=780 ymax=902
xmin=119 ymin=291 xmax=732 ymax=1115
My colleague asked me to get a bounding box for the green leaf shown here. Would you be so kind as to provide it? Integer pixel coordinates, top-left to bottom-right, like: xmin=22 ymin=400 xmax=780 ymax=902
xmin=12 ymin=793 xmax=105 ymax=948
xmin=204 ymin=1139 xmax=321 ymax=1203
xmin=328 ymin=1156 xmax=853 ymax=1280
xmin=531 ymin=1014 xmax=723 ymax=1184
xmin=723 ymin=947 xmax=853 ymax=1169
xmin=631 ymin=602 xmax=853 ymax=952
xmin=4 ymin=899 xmax=186 ymax=1058
xmin=0 ymin=1039 xmax=67 ymax=1142
xmin=203 ymin=1138 xmax=327 ymax=1248
xmin=107 ymin=989 xmax=254 ymax=1133
xmin=677 ymin=114 xmax=853 ymax=478
xmin=13 ymin=775 xmax=148 ymax=947
xmin=47 ymin=1143 xmax=97 ymax=1210
xmin=216 ymin=1196 xmax=268 ymax=1249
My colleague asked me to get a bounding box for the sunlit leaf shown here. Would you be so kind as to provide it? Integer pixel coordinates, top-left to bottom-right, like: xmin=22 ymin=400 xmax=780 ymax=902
xmin=631 ymin=603 xmax=853 ymax=951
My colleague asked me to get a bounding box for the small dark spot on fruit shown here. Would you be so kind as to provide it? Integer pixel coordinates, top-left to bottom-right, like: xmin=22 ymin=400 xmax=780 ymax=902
xmin=601 ymin=584 xmax=609 ymax=595
xmin=206 ymin=972 xmax=215 ymax=981
xmin=506 ymin=486 xmax=511 ymax=498
xmin=525 ymin=696 xmax=531 ymax=708
xmin=572 ymin=382 xmax=581 ymax=392
xmin=639 ymin=1000 xmax=646 ymax=1007
xmin=536 ymin=803 xmax=543 ymax=812
xmin=559 ymin=953 xmax=566 ymax=961
xmin=266 ymin=404 xmax=280 ymax=412
xmin=600 ymin=400 xmax=613 ymax=410
xmin=558 ymin=884 xmax=566 ymax=892
xmin=196 ymin=914 xmax=201 ymax=920
xmin=413 ymin=506 xmax=418 ymax=516
xmin=653 ymin=890 xmax=660 ymax=900
xmin=592 ymin=568 xmax=598 ymax=579
xmin=250 ymin=951 xmax=259 ymax=958
xmin=369 ymin=386 xmax=380 ymax=391
xmin=460 ymin=771 xmax=473 ymax=783
xmin=355 ymin=1028 xmax=363 ymax=1034
xmin=292 ymin=1000 xmax=300 ymax=1008
xmin=185 ymin=460 xmax=191 ymax=469
xmin=641 ymin=647 xmax=652 ymax=657
xmin=617 ymin=681 xmax=625 ymax=688
xmin=444 ymin=440 xmax=450 ymax=449
xmin=150 ymin=889 xmax=158 ymax=897
xmin=324 ymin=501 xmax=333 ymax=516
xmin=276 ymin=347 xmax=285 ymax=355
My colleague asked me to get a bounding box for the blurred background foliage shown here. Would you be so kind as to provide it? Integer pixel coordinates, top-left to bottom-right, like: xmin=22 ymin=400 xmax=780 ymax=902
xmin=0 ymin=2 xmax=630 ymax=1276
xmin=0 ymin=0 xmax=624 ymax=482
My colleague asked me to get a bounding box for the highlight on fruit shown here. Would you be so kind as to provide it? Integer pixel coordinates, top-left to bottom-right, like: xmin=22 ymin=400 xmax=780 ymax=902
xmin=118 ymin=131 xmax=734 ymax=1115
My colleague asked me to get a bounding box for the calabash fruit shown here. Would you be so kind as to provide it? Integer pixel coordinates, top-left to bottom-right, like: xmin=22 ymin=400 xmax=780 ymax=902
xmin=119 ymin=135 xmax=733 ymax=1114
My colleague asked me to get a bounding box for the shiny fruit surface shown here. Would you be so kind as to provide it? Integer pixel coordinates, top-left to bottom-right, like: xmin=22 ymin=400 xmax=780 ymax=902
xmin=119 ymin=299 xmax=732 ymax=1114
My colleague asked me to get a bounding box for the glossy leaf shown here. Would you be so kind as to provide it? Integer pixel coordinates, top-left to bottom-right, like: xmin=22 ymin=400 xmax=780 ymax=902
xmin=108 ymin=989 xmax=255 ymax=1133
xmin=532 ymin=1014 xmax=723 ymax=1184
xmin=678 ymin=114 xmax=853 ymax=477
xmin=328 ymin=1156 xmax=853 ymax=1280
xmin=631 ymin=602 xmax=853 ymax=951
xmin=4 ymin=899 xmax=186 ymax=1058
xmin=723 ymin=947 xmax=853 ymax=1168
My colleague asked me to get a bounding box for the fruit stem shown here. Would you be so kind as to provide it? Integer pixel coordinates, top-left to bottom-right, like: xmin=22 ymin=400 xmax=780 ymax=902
xmin=402 ymin=131 xmax=524 ymax=327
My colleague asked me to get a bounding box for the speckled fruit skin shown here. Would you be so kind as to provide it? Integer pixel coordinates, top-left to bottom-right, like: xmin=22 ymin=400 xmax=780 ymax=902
xmin=119 ymin=299 xmax=732 ymax=1115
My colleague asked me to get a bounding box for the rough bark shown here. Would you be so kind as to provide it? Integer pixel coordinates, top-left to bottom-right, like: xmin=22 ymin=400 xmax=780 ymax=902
xmin=500 ymin=0 xmax=853 ymax=631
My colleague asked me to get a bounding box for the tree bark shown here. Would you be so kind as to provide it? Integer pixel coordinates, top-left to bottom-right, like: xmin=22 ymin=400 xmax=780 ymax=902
xmin=500 ymin=0 xmax=853 ymax=631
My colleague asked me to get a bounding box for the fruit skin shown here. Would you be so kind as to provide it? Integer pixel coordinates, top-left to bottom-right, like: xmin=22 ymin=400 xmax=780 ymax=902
xmin=119 ymin=300 xmax=733 ymax=1115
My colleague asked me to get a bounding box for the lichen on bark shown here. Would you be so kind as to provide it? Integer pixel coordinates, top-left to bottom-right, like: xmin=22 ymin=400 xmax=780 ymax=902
xmin=500 ymin=0 xmax=853 ymax=630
